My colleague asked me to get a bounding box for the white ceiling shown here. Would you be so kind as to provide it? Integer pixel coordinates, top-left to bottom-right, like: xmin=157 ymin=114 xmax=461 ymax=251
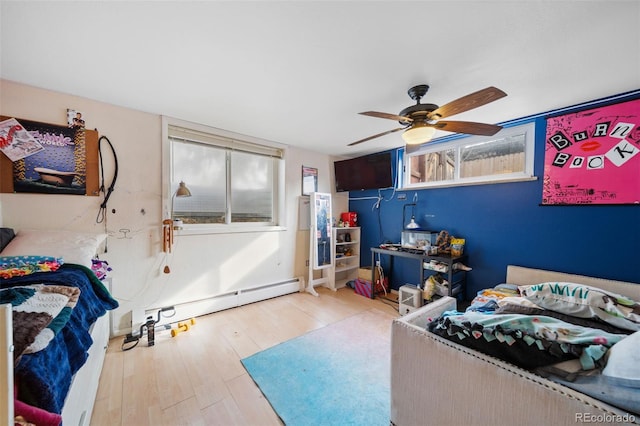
xmin=1 ymin=1 xmax=639 ymax=157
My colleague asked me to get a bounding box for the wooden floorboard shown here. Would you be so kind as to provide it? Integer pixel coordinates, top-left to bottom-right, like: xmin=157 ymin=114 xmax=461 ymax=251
xmin=91 ymin=287 xmax=399 ymax=425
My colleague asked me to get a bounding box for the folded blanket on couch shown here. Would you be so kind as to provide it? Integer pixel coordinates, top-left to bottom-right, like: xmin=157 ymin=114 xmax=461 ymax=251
xmin=428 ymin=311 xmax=626 ymax=370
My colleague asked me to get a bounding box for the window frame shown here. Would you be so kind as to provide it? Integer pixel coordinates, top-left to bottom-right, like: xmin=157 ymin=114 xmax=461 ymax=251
xmin=401 ymin=122 xmax=537 ymax=189
xmin=162 ymin=116 xmax=286 ymax=234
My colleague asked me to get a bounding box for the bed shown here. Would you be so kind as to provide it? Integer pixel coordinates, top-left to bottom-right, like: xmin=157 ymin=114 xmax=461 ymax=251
xmin=0 ymin=228 xmax=118 ymax=426
xmin=390 ymin=265 xmax=639 ymax=426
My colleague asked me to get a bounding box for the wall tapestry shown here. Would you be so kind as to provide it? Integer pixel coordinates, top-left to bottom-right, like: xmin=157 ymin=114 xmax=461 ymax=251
xmin=0 ymin=117 xmax=93 ymax=195
xmin=542 ymin=97 xmax=640 ymax=205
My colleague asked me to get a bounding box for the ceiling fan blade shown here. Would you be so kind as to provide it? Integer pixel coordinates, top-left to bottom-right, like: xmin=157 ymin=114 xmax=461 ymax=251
xmin=360 ymin=111 xmax=412 ymax=123
xmin=348 ymin=127 xmax=406 ymax=146
xmin=428 ymin=87 xmax=507 ymax=120
xmin=432 ymin=120 xmax=503 ymax=136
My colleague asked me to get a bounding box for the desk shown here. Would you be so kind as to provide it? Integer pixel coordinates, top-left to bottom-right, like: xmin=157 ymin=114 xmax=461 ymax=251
xmin=370 ymin=247 xmax=467 ymax=299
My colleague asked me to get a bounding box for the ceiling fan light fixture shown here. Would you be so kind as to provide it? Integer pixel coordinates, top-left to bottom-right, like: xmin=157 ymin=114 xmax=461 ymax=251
xmin=402 ymin=123 xmax=436 ymax=145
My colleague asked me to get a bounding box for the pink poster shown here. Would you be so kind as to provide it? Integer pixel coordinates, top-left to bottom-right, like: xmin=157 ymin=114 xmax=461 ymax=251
xmin=543 ymin=97 xmax=640 ymax=205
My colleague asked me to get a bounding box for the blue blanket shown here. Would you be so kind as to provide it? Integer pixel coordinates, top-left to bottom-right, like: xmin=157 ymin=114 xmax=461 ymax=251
xmin=1 ymin=264 xmax=118 ymax=414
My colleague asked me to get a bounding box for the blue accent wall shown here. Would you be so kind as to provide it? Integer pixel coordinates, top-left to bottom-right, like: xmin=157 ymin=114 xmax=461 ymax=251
xmin=348 ymin=91 xmax=640 ymax=299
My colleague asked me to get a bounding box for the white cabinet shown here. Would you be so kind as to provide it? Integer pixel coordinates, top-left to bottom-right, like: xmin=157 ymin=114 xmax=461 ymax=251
xmin=330 ymin=227 xmax=360 ymax=290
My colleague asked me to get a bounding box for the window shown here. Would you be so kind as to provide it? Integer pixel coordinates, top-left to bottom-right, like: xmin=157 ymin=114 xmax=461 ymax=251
xmin=402 ymin=122 xmax=536 ymax=188
xmin=163 ymin=117 xmax=285 ymax=232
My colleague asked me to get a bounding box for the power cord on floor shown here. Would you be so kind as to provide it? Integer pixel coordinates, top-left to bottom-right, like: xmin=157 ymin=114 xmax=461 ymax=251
xmin=378 ymin=296 xmax=399 ymax=310
xmin=375 ymin=252 xmax=388 ymax=297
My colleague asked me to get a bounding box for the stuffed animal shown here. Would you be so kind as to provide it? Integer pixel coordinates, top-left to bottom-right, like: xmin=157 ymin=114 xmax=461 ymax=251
xmin=436 ymin=230 xmax=452 ymax=254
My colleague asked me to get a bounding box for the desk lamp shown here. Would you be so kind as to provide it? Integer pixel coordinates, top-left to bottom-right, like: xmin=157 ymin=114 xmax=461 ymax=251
xmin=163 ymin=181 xmax=192 ymax=273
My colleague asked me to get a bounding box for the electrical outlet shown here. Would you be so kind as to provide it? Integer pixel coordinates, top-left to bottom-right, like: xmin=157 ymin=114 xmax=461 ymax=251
xmin=397 ymin=193 xmax=407 ymax=200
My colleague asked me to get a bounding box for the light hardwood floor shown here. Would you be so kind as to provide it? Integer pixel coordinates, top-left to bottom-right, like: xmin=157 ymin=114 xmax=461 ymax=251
xmin=91 ymin=287 xmax=399 ymax=426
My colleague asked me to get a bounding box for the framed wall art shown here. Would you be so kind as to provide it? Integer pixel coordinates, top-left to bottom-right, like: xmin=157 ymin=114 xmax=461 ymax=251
xmin=542 ymin=97 xmax=640 ymax=205
xmin=301 ymin=166 xmax=318 ymax=196
xmin=0 ymin=115 xmax=99 ymax=196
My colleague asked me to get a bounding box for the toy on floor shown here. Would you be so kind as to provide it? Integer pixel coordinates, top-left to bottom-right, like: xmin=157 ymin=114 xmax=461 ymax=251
xmin=171 ymin=318 xmax=196 ymax=337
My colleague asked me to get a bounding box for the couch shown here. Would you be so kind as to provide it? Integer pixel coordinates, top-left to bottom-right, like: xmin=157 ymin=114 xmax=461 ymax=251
xmin=390 ymin=265 xmax=639 ymax=426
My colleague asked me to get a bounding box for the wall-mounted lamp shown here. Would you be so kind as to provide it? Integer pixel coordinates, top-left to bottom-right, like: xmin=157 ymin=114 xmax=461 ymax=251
xmin=163 ymin=181 xmax=192 ymax=254
xmin=402 ymin=122 xmax=436 ymax=145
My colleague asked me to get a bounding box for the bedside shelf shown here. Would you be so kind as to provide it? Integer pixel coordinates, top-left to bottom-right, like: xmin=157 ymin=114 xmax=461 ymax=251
xmin=329 ymin=227 xmax=360 ymax=291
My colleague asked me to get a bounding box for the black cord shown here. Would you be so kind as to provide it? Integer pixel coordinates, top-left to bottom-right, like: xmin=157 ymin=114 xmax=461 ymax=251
xmin=121 ymin=335 xmax=140 ymax=351
xmin=96 ymin=135 xmax=119 ymax=224
xmin=120 ymin=307 xmax=176 ymax=351
xmin=377 ymin=203 xmax=392 ymax=244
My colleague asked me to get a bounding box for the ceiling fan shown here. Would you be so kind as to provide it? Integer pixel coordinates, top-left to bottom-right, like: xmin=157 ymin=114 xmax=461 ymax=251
xmin=349 ymin=85 xmax=507 ymax=147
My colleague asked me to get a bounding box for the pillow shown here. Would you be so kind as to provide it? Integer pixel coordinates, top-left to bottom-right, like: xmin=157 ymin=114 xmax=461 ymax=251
xmin=466 ymin=288 xmax=526 ymax=313
xmin=0 ymin=229 xmax=106 ymax=268
xmin=495 ymin=302 xmax=631 ymax=335
xmin=0 ymin=227 xmax=15 ymax=252
xmin=603 ymin=330 xmax=640 ymax=382
xmin=496 ymin=296 xmax=541 ymax=309
xmin=519 ymin=282 xmax=640 ymax=332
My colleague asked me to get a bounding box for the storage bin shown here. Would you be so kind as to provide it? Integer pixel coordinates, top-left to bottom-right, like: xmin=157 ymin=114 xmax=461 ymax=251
xmin=354 ymin=277 xmax=388 ymax=298
xmin=358 ymin=266 xmax=380 ymax=282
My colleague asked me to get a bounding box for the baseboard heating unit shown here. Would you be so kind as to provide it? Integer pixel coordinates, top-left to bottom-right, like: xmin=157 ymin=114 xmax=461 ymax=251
xmin=144 ymin=277 xmax=304 ymax=327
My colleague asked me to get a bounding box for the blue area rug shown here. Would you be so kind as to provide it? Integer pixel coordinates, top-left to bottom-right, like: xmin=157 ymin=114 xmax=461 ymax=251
xmin=241 ymin=312 xmax=390 ymax=426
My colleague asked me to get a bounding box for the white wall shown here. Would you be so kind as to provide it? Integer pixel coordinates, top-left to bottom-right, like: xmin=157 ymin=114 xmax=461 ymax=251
xmin=0 ymin=79 xmax=346 ymax=335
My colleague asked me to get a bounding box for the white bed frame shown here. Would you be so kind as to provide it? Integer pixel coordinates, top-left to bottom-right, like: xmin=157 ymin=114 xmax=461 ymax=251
xmin=1 ymin=305 xmax=110 ymax=426
xmin=391 ymin=265 xmax=640 ymax=426
xmin=1 ymin=304 xmax=14 ymax=426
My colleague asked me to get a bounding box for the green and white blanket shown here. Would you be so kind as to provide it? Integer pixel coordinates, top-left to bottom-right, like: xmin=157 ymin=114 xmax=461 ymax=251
xmin=1 ymin=284 xmax=80 ymax=361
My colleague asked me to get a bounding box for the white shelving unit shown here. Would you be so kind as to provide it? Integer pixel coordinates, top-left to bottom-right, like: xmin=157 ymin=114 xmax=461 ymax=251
xmin=330 ymin=226 xmax=360 ymax=290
